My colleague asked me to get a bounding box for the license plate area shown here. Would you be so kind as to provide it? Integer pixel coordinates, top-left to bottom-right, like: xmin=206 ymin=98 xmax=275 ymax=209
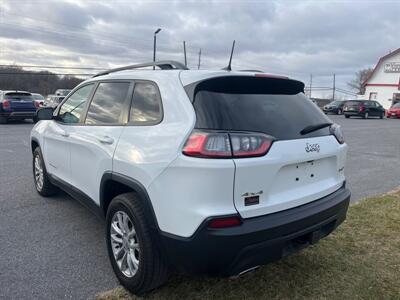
xmin=290 ymin=160 xmax=320 ymax=184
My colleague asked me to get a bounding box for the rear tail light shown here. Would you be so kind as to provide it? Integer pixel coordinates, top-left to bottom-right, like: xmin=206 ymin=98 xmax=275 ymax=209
xmin=359 ymin=105 xmax=365 ymax=112
xmin=182 ymin=130 xmax=274 ymax=158
xmin=2 ymin=100 xmax=10 ymax=109
xmin=208 ymin=216 xmax=242 ymax=228
xmin=330 ymin=124 xmax=345 ymax=144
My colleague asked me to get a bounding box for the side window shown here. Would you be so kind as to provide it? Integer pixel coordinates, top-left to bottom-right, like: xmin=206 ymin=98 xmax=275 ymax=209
xmin=129 ymin=82 xmax=162 ymax=124
xmin=85 ymin=82 xmax=130 ymax=125
xmin=58 ymin=84 xmax=94 ymax=124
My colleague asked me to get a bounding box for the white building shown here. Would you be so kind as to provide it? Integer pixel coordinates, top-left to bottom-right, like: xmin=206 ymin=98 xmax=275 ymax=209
xmin=362 ymin=48 xmax=400 ymax=109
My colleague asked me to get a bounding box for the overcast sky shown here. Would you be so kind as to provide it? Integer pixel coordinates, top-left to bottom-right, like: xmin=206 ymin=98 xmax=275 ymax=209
xmin=0 ymin=0 xmax=399 ymax=98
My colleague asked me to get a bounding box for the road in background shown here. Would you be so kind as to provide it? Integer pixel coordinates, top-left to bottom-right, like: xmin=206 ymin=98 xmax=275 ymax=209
xmin=1 ymin=115 xmax=400 ymax=299
xmin=328 ymin=115 xmax=400 ymax=201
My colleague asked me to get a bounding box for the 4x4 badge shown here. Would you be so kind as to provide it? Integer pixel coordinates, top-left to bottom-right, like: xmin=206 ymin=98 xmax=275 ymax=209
xmin=305 ymin=143 xmax=320 ymax=153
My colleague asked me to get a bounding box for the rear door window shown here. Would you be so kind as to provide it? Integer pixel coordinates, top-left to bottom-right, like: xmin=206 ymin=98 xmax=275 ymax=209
xmin=85 ymin=82 xmax=131 ymax=125
xmin=129 ymin=82 xmax=162 ymax=124
xmin=189 ymin=76 xmax=331 ymax=140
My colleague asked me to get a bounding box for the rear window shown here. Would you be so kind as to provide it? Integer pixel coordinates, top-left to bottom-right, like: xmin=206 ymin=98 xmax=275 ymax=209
xmin=189 ymin=76 xmax=331 ymax=140
xmin=4 ymin=92 xmax=33 ymax=100
xmin=33 ymin=94 xmax=45 ymax=100
xmin=345 ymin=101 xmax=362 ymax=106
xmin=392 ymin=103 xmax=400 ymax=108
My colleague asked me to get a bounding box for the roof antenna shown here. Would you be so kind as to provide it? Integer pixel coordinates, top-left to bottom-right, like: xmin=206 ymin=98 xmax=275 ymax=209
xmin=222 ymin=40 xmax=235 ymax=71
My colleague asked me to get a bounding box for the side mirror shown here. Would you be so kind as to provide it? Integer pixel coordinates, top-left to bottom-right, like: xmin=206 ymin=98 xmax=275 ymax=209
xmin=36 ymin=107 xmax=54 ymax=120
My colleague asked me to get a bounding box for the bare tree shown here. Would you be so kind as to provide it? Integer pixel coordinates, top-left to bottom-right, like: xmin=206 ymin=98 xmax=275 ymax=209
xmin=347 ymin=68 xmax=373 ymax=95
xmin=0 ymin=67 xmax=84 ymax=96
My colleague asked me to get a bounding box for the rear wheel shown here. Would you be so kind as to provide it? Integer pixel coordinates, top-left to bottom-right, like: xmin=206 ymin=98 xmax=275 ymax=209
xmin=33 ymin=147 xmax=58 ymax=196
xmin=345 ymin=115 xmax=350 ymax=119
xmin=106 ymin=193 xmax=169 ymax=295
xmin=380 ymin=112 xmax=384 ymax=119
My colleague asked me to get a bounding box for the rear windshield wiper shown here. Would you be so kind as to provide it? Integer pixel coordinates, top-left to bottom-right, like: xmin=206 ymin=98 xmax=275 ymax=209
xmin=300 ymin=122 xmax=332 ymax=135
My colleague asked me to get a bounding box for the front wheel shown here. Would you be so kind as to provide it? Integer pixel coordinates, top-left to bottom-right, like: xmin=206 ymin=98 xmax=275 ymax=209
xmin=33 ymin=147 xmax=58 ymax=196
xmin=380 ymin=112 xmax=384 ymax=119
xmin=106 ymin=193 xmax=169 ymax=295
xmin=345 ymin=115 xmax=350 ymax=119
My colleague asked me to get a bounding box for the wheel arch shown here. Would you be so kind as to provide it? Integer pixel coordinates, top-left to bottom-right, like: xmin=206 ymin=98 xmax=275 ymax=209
xmin=100 ymin=172 xmax=160 ymax=230
xmin=31 ymin=137 xmax=40 ymax=153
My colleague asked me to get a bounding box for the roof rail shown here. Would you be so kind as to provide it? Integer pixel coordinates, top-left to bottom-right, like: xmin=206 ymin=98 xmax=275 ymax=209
xmin=93 ymin=60 xmax=189 ymax=78
xmin=239 ymin=69 xmax=264 ymax=73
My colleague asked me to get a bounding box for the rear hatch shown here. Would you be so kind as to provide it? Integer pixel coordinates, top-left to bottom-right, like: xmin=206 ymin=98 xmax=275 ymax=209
xmin=344 ymin=101 xmax=362 ymax=112
xmin=187 ymin=75 xmax=346 ymax=218
xmin=4 ymin=92 xmax=36 ymax=111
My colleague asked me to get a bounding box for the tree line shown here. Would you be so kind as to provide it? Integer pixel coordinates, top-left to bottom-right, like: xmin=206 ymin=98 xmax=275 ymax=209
xmin=0 ymin=67 xmax=84 ymax=96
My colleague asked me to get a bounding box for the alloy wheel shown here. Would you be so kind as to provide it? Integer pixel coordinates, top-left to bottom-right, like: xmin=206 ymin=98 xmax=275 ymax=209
xmin=34 ymin=154 xmax=44 ymax=191
xmin=110 ymin=211 xmax=140 ymax=278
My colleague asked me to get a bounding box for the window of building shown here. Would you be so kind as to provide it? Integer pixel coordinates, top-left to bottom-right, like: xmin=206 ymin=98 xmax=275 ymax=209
xmin=369 ymin=92 xmax=377 ymax=100
xmin=85 ymin=82 xmax=130 ymax=125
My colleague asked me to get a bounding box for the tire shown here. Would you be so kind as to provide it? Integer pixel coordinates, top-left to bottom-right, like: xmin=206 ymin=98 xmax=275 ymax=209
xmin=0 ymin=116 xmax=7 ymax=124
xmin=363 ymin=112 xmax=369 ymax=119
xmin=106 ymin=193 xmax=169 ymax=295
xmin=32 ymin=147 xmax=58 ymax=196
xmin=337 ymin=109 xmax=342 ymax=115
xmin=33 ymin=117 xmax=39 ymax=123
xmin=345 ymin=115 xmax=350 ymax=119
xmin=380 ymin=112 xmax=384 ymax=119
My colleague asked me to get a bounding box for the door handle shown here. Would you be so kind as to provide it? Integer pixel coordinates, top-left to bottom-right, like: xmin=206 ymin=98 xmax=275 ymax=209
xmin=98 ymin=136 xmax=114 ymax=145
xmin=60 ymin=131 xmax=69 ymax=138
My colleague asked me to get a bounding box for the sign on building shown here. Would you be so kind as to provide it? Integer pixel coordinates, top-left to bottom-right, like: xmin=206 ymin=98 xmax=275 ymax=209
xmin=384 ymin=62 xmax=400 ymax=73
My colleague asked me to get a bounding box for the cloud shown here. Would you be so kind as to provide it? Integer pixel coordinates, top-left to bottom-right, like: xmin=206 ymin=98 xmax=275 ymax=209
xmin=0 ymin=0 xmax=399 ymax=97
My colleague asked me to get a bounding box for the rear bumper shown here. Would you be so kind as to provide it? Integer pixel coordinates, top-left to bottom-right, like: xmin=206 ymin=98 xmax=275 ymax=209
xmin=344 ymin=112 xmax=361 ymax=116
xmin=0 ymin=111 xmax=36 ymax=119
xmin=323 ymin=108 xmax=338 ymax=113
xmin=160 ymin=185 xmax=350 ymax=276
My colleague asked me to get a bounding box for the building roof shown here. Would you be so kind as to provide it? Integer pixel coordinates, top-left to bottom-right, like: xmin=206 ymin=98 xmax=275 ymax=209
xmin=362 ymin=48 xmax=400 ymax=87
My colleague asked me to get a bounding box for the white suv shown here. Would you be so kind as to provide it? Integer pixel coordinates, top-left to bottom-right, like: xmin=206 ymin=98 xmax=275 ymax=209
xmin=31 ymin=61 xmax=350 ymax=295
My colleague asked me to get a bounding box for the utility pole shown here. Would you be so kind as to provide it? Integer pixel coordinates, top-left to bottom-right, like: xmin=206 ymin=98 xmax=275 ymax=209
xmin=332 ymin=73 xmax=336 ymax=100
xmin=153 ymin=28 xmax=162 ymax=70
xmin=309 ymin=74 xmax=313 ymax=98
xmin=198 ymin=48 xmax=201 ymax=70
xmin=183 ymin=41 xmax=187 ymax=67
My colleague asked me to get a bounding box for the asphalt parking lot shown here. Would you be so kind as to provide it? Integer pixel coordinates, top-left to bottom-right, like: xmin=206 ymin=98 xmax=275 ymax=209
xmin=1 ymin=115 xmax=399 ymax=299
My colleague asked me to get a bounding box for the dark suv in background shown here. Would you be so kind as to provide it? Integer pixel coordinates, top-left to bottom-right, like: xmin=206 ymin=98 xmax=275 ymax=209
xmin=323 ymin=100 xmax=346 ymax=115
xmin=0 ymin=91 xmax=38 ymax=124
xmin=343 ymin=100 xmax=385 ymax=119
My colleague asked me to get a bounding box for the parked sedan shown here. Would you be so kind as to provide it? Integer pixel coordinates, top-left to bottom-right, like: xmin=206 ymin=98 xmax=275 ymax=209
xmin=386 ymin=103 xmax=400 ymax=118
xmin=32 ymin=93 xmax=45 ymax=107
xmin=343 ymin=100 xmax=385 ymax=119
xmin=0 ymin=90 xmax=38 ymax=124
xmin=323 ymin=100 xmax=346 ymax=115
